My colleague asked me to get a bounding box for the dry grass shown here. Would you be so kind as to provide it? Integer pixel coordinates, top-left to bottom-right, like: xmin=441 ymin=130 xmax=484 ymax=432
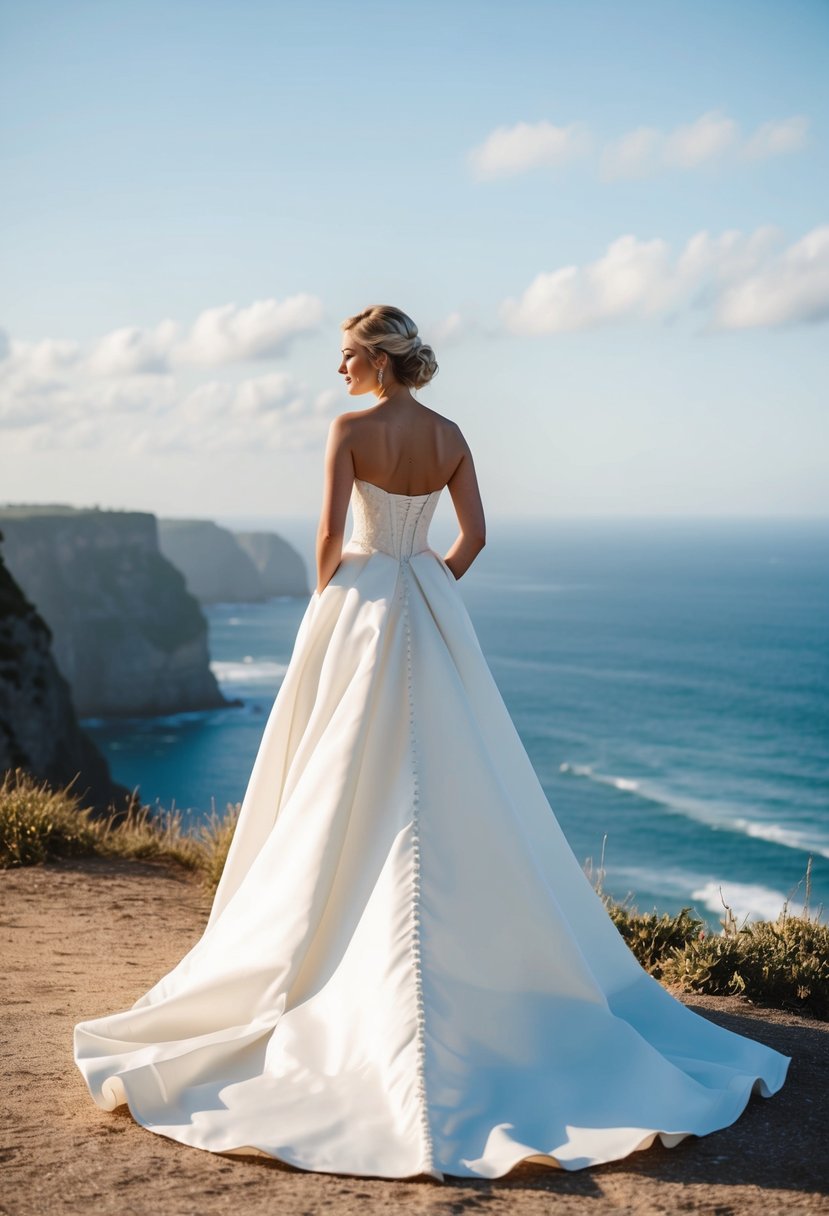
xmin=0 ymin=767 xmax=235 ymax=887
xmin=3 ymin=769 xmax=827 ymax=1019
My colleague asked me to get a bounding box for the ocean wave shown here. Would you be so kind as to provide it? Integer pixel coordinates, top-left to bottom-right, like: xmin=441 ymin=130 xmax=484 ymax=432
xmin=559 ymin=762 xmax=640 ymax=792
xmin=211 ymin=658 xmax=289 ymax=684
xmin=608 ymin=863 xmax=805 ymax=923
xmin=559 ymin=760 xmax=829 ymax=859
xmin=731 ymin=816 xmax=829 ymax=858
xmin=690 ymin=879 xmax=803 ymax=922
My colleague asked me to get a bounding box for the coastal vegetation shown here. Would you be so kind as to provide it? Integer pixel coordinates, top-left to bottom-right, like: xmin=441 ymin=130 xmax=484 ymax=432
xmin=0 ymin=766 xmax=234 ymax=879
xmin=2 ymin=766 xmax=827 ymax=1020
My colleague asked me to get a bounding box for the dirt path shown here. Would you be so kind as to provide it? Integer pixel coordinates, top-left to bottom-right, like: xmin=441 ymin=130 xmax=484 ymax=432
xmin=1 ymin=855 xmax=826 ymax=1216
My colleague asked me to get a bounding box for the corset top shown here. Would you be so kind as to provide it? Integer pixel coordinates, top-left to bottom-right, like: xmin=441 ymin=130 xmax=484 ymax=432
xmin=349 ymin=478 xmax=443 ymax=560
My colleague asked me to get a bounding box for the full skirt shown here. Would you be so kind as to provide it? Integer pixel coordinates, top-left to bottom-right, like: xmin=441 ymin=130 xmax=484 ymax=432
xmin=73 ymin=543 xmax=791 ymax=1180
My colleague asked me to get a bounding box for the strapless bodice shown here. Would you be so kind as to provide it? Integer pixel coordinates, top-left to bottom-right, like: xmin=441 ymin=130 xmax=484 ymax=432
xmin=348 ymin=478 xmax=443 ymax=560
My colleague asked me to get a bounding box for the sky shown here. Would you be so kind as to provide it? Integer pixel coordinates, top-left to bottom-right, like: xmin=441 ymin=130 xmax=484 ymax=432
xmin=1 ymin=0 xmax=828 ymax=524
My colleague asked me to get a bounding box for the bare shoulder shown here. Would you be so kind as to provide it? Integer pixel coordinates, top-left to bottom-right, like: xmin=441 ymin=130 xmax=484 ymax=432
xmin=330 ymin=408 xmax=364 ymax=427
xmin=418 ymin=403 xmax=468 ymax=450
xmin=418 ymin=401 xmax=455 ymax=427
xmin=327 ymin=409 xmax=365 ymax=441
xmin=330 ymin=405 xmax=384 ymax=436
xmin=437 ymin=413 xmax=473 ymax=474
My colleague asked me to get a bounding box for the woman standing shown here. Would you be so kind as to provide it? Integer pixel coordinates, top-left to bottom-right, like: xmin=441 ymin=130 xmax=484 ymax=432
xmin=74 ymin=304 xmax=789 ymax=1181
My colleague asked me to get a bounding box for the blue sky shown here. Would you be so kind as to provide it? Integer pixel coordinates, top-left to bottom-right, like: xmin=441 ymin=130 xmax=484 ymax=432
xmin=1 ymin=0 xmax=827 ymax=522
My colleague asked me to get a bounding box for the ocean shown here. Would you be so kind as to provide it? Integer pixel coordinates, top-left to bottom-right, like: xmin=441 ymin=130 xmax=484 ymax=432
xmin=81 ymin=514 xmax=829 ymax=932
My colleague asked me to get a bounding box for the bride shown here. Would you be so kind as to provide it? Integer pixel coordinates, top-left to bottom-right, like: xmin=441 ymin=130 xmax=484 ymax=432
xmin=74 ymin=304 xmax=790 ymax=1182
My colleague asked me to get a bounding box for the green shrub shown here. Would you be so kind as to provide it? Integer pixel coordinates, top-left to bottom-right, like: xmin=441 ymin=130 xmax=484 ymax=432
xmin=604 ymin=901 xmax=704 ymax=978
xmin=661 ymin=905 xmax=829 ymax=1019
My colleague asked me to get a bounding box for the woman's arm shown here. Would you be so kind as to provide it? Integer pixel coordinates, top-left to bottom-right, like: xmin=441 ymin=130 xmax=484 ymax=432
xmin=443 ymin=433 xmax=486 ymax=580
xmin=315 ymin=415 xmax=355 ymax=594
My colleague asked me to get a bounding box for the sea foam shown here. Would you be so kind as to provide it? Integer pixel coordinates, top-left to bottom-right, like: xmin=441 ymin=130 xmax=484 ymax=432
xmin=559 ymin=761 xmax=829 ymax=859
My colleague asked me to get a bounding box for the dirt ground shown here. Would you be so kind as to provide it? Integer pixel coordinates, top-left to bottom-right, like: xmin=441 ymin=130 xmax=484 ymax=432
xmin=1 ymin=854 xmax=827 ymax=1216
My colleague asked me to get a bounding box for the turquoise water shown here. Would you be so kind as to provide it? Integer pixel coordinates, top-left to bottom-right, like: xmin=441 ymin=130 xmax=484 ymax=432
xmin=82 ymin=516 xmax=829 ymax=931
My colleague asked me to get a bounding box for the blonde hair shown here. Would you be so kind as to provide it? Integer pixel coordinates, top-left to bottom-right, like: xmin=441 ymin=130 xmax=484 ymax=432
xmin=340 ymin=304 xmax=439 ymax=390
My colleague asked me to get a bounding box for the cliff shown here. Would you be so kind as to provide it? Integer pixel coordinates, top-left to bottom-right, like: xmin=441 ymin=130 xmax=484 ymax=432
xmin=235 ymin=531 xmax=309 ymax=597
xmin=0 ymin=506 xmax=232 ymax=718
xmin=158 ymin=519 xmax=308 ymax=603
xmin=0 ymin=536 xmax=133 ymax=814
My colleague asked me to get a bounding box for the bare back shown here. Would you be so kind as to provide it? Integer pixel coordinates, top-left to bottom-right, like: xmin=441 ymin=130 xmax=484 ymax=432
xmin=349 ymin=400 xmax=463 ymax=495
xmin=317 ymin=397 xmax=487 ymax=586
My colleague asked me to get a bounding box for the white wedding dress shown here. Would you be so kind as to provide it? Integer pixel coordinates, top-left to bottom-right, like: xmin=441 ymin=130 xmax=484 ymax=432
xmin=74 ymin=477 xmax=790 ymax=1181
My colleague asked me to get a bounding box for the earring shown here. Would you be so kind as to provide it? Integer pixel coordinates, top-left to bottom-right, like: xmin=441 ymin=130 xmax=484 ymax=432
xmin=377 ymin=366 xmax=384 ymax=389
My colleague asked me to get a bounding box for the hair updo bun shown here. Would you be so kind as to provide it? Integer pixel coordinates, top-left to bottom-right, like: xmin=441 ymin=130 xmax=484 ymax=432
xmin=340 ymin=304 xmax=439 ymax=390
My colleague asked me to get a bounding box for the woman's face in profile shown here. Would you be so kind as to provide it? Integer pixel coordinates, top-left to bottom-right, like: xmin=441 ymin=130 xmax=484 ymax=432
xmin=338 ymin=336 xmax=378 ymax=397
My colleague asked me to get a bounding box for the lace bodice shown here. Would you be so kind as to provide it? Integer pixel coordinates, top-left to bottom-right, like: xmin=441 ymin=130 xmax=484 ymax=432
xmin=349 ymin=478 xmax=443 ymax=560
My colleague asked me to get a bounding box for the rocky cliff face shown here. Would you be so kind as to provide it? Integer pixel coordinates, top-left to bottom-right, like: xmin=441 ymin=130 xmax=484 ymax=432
xmin=0 ymin=507 xmax=232 ymax=718
xmin=235 ymin=531 xmax=309 ymax=598
xmin=158 ymin=520 xmax=308 ymax=603
xmin=0 ymin=536 xmax=133 ymax=814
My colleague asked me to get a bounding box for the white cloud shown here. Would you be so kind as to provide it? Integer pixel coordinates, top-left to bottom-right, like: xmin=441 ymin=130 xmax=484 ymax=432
xmin=91 ymin=374 xmax=179 ymax=414
xmin=599 ymin=126 xmax=662 ymax=180
xmin=500 ymin=235 xmax=675 ymax=334
xmin=0 ymin=295 xmax=339 ymax=455
xmin=430 ymin=311 xmax=465 ymax=345
xmin=499 ymin=224 xmax=829 ymax=334
xmin=674 ymin=226 xmax=781 ymax=292
xmin=0 ymin=395 xmax=54 ymax=429
xmin=0 ymin=337 xmax=84 ymax=427
xmin=311 ymin=388 xmax=338 ymax=416
xmin=476 ymin=110 xmax=809 ymax=183
xmin=741 ymin=115 xmax=809 ymax=161
xmin=4 ymin=336 xmax=81 ymax=386
xmin=714 ymin=224 xmax=829 ymax=329
xmin=174 ymin=293 xmax=324 ymax=365
xmin=3 ymin=291 xmax=326 ymax=422
xmin=467 ymin=119 xmax=591 ymax=180
xmin=139 ymin=370 xmax=335 ymax=456
xmin=3 ymin=365 xmax=340 ymax=456
xmin=232 ymin=371 xmax=303 ymax=416
xmin=86 ymin=320 xmax=180 ymax=376
xmin=0 ymin=371 xmax=179 ymax=440
xmin=663 ymin=109 xmax=739 ymax=168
